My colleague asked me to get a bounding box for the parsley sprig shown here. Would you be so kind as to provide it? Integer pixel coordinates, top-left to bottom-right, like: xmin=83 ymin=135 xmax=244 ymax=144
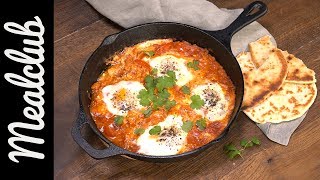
xmin=181 ymin=85 xmax=190 ymax=95
xmin=149 ymin=126 xmax=161 ymax=135
xmin=114 ymin=116 xmax=124 ymax=126
xmin=190 ymin=95 xmax=205 ymax=109
xmin=187 ymin=60 xmax=200 ymax=70
xmin=138 ymin=69 xmax=177 ymax=117
xmin=181 ymin=120 xmax=193 ymax=132
xmin=224 ymin=137 xmax=261 ymax=159
xmin=144 ymin=51 xmax=155 ymax=57
xmin=134 ymin=128 xmax=145 ymax=135
xmin=196 ymin=118 xmax=206 ymax=131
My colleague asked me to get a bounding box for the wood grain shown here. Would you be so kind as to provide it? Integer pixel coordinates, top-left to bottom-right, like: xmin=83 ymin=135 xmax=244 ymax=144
xmin=54 ymin=0 xmax=320 ymax=179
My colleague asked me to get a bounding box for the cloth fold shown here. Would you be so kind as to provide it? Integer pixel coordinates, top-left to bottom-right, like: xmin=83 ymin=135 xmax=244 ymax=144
xmin=86 ymin=0 xmax=306 ymax=145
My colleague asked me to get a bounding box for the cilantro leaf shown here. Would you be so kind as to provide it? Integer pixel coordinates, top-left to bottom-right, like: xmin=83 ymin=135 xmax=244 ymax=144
xmin=144 ymin=51 xmax=155 ymax=57
xmin=227 ymin=150 xmax=241 ymax=159
xmin=247 ymin=141 xmax=254 ymax=147
xmin=139 ymin=71 xmax=177 ymax=112
xmin=149 ymin=126 xmax=161 ymax=135
xmin=152 ymin=97 xmax=166 ymax=110
xmin=137 ymin=89 xmax=151 ymax=106
xmin=140 ymin=98 xmax=151 ymax=106
xmin=143 ymin=107 xmax=152 ymax=117
xmin=156 ymin=75 xmax=176 ymax=91
xmin=187 ymin=60 xmax=200 ymax=70
xmin=240 ymin=139 xmax=255 ymax=149
xmin=151 ymin=68 xmax=158 ymax=76
xmin=166 ymin=70 xmax=177 ymax=81
xmin=224 ymin=143 xmax=241 ymax=159
xmin=224 ymin=143 xmax=238 ymax=152
xmin=196 ymin=118 xmax=206 ymax=131
xmin=145 ymin=75 xmax=156 ymax=91
xmin=134 ymin=128 xmax=145 ymax=135
xmin=181 ymin=120 xmax=193 ymax=132
xmin=181 ymin=85 xmax=190 ymax=95
xmin=240 ymin=140 xmax=248 ymax=147
xmin=114 ymin=116 xmax=124 ymax=126
xmin=224 ymin=137 xmax=261 ymax=160
xmin=138 ymin=89 xmax=148 ymax=97
xmin=190 ymin=95 xmax=205 ymax=109
xmin=164 ymin=100 xmax=176 ymax=111
xmin=158 ymin=89 xmax=170 ymax=99
xmin=252 ymin=137 xmax=260 ymax=145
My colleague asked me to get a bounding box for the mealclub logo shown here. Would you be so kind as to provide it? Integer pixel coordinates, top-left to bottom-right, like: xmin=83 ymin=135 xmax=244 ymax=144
xmin=3 ymin=16 xmax=45 ymax=163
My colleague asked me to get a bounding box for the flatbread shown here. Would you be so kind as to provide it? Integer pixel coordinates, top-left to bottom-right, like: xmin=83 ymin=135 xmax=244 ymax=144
xmin=249 ymin=35 xmax=275 ymax=68
xmin=236 ymin=52 xmax=256 ymax=109
xmin=236 ymin=52 xmax=256 ymax=74
xmin=282 ymin=51 xmax=316 ymax=84
xmin=238 ymin=36 xmax=317 ymax=124
xmin=244 ymin=82 xmax=317 ymax=123
xmin=241 ymin=49 xmax=288 ymax=109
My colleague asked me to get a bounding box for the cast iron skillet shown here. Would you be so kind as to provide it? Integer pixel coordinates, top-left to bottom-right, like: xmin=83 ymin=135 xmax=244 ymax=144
xmin=71 ymin=1 xmax=267 ymax=162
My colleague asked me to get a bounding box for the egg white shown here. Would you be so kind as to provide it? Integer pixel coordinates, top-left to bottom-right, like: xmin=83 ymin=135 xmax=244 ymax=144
xmin=191 ymin=83 xmax=228 ymax=121
xmin=137 ymin=39 xmax=173 ymax=49
xmin=102 ymin=81 xmax=145 ymax=116
xmin=137 ymin=115 xmax=187 ymax=156
xmin=148 ymin=55 xmax=193 ymax=86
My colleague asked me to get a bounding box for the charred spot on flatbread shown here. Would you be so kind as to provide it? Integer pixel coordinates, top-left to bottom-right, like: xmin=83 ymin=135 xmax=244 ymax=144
xmin=241 ymin=49 xmax=288 ymax=109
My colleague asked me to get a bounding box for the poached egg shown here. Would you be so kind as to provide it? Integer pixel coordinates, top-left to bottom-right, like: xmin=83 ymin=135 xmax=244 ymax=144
xmin=102 ymin=81 xmax=145 ymax=116
xmin=191 ymin=83 xmax=229 ymax=121
xmin=137 ymin=115 xmax=187 ymax=156
xmin=149 ymin=55 xmax=193 ymax=86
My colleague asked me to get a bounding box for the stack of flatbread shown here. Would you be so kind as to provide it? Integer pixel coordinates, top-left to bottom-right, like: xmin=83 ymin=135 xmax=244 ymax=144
xmin=237 ymin=35 xmax=317 ymax=124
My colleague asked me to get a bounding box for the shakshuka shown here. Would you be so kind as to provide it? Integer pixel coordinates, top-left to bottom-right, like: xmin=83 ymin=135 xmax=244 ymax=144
xmin=90 ymin=39 xmax=235 ymax=156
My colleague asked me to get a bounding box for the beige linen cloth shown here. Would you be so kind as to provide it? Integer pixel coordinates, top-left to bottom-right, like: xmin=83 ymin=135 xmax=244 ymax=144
xmin=86 ymin=0 xmax=306 ymax=145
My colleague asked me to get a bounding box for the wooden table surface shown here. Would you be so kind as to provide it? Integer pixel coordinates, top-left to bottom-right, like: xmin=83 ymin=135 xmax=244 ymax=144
xmin=54 ymin=0 xmax=320 ymax=179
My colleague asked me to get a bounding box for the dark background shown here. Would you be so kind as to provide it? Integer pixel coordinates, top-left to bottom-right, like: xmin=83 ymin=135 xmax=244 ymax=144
xmin=0 ymin=0 xmax=53 ymax=179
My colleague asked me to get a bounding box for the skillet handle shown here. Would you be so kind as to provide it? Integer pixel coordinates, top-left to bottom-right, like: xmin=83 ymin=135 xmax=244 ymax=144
xmin=206 ymin=1 xmax=268 ymax=51
xmin=71 ymin=106 xmax=125 ymax=159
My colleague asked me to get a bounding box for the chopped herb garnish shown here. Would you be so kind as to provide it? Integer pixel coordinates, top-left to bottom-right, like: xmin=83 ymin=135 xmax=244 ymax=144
xmin=224 ymin=137 xmax=261 ymax=159
xmin=196 ymin=118 xmax=206 ymax=131
xmin=134 ymin=128 xmax=145 ymax=135
xmin=240 ymin=139 xmax=248 ymax=147
xmin=145 ymin=75 xmax=156 ymax=91
xmin=137 ymin=89 xmax=152 ymax=106
xmin=181 ymin=120 xmax=193 ymax=132
xmin=156 ymin=71 xmax=176 ymax=91
xmin=240 ymin=139 xmax=253 ymax=148
xmin=252 ymin=137 xmax=261 ymax=145
xmin=138 ymin=71 xmax=177 ymax=112
xmin=227 ymin=149 xmax=242 ymax=159
xmin=190 ymin=95 xmax=205 ymax=109
xmin=164 ymin=100 xmax=176 ymax=111
xmin=151 ymin=68 xmax=158 ymax=76
xmin=143 ymin=107 xmax=153 ymax=117
xmin=114 ymin=116 xmax=124 ymax=126
xmin=149 ymin=125 xmax=161 ymax=135
xmin=144 ymin=51 xmax=155 ymax=57
xmin=181 ymin=85 xmax=190 ymax=94
xmin=158 ymin=89 xmax=170 ymax=99
xmin=152 ymin=97 xmax=166 ymax=110
xmin=166 ymin=70 xmax=177 ymax=80
xmin=187 ymin=60 xmax=200 ymax=70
